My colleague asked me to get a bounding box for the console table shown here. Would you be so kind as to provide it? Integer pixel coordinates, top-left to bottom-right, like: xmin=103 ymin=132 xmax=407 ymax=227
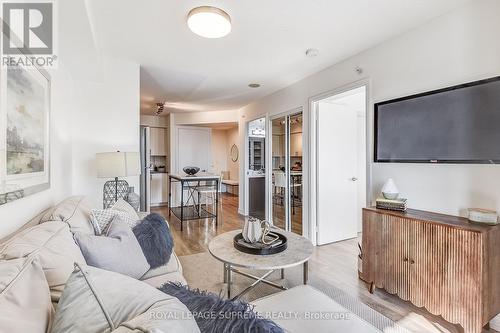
xmin=361 ymin=207 xmax=500 ymax=333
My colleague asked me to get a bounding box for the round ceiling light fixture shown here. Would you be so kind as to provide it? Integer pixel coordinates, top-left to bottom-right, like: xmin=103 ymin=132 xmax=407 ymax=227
xmin=248 ymin=83 xmax=261 ymax=88
xmin=187 ymin=6 xmax=231 ymax=38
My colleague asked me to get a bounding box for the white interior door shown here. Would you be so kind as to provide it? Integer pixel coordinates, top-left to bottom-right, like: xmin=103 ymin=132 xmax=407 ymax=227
xmin=171 ymin=127 xmax=211 ymax=207
xmin=176 ymin=127 xmax=211 ymax=173
xmin=317 ymin=101 xmax=359 ymax=245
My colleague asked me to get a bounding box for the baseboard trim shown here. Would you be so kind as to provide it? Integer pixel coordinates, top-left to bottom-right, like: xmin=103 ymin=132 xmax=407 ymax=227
xmin=151 ymin=202 xmax=168 ymax=208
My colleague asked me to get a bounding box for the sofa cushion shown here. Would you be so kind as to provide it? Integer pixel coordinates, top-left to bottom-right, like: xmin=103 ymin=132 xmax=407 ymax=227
xmin=141 ymin=271 xmax=187 ymax=288
xmin=140 ymin=252 xmax=182 ymax=280
xmin=252 ymin=285 xmax=380 ymax=333
xmin=75 ymin=216 xmax=150 ymax=279
xmin=133 ymin=213 xmax=174 ymax=269
xmin=0 ymin=221 xmax=86 ymax=303
xmin=51 ymin=264 xmax=199 ymax=333
xmin=39 ymin=196 xmax=95 ymax=235
xmin=0 ymin=256 xmax=54 ymax=333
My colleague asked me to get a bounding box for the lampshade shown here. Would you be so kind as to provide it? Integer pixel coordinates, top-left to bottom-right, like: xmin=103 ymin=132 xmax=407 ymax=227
xmin=96 ymin=152 xmax=141 ymax=178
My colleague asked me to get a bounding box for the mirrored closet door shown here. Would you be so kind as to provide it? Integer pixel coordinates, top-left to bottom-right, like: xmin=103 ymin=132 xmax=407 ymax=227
xmin=270 ymin=112 xmax=303 ymax=235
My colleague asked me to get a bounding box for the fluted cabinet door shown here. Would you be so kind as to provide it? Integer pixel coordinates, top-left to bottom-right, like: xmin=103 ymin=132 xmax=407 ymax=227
xmin=409 ymin=222 xmax=482 ymax=333
xmin=376 ymin=214 xmax=412 ymax=300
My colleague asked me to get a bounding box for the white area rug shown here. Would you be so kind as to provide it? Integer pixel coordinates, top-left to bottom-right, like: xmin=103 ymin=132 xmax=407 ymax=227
xmin=179 ymin=252 xmax=412 ymax=333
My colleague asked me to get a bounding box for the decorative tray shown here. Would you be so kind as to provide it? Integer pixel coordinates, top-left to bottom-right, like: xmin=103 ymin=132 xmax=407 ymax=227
xmin=233 ymin=232 xmax=287 ymax=255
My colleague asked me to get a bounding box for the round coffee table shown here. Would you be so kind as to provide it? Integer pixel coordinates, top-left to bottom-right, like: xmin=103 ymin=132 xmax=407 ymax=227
xmin=208 ymin=228 xmax=314 ymax=299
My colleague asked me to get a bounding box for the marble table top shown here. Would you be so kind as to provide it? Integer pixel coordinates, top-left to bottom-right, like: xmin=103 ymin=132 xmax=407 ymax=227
xmin=208 ymin=228 xmax=314 ymax=270
xmin=169 ymin=173 xmax=221 ymax=181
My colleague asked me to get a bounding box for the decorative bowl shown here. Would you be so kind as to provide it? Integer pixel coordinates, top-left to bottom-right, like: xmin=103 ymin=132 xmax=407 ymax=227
xmin=183 ymin=166 xmax=200 ymax=176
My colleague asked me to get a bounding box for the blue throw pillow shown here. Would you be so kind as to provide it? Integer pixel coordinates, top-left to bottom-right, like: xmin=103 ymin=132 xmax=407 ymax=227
xmin=159 ymin=282 xmax=284 ymax=333
xmin=133 ymin=213 xmax=173 ymax=269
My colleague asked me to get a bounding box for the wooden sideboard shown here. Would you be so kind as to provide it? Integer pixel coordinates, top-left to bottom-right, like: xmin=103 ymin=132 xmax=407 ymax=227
xmin=361 ymin=207 xmax=500 ymax=333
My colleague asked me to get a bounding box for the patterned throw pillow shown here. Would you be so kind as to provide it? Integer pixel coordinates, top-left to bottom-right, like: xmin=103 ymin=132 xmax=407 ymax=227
xmin=90 ymin=209 xmax=139 ymax=235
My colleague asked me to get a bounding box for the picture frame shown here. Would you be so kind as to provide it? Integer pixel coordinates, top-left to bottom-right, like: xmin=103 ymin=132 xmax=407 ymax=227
xmin=0 ymin=62 xmax=51 ymax=205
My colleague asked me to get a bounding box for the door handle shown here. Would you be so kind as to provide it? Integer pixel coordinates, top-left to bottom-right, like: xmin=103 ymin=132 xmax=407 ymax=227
xmin=351 ymin=177 xmax=358 ymax=181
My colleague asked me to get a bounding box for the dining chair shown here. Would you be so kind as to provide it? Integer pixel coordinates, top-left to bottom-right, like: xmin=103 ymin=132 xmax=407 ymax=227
xmin=273 ymin=171 xmax=301 ymax=214
xmin=196 ymin=180 xmax=219 ymax=216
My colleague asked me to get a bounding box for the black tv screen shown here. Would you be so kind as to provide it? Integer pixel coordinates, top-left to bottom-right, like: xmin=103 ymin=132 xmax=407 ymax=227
xmin=375 ymin=76 xmax=500 ymax=164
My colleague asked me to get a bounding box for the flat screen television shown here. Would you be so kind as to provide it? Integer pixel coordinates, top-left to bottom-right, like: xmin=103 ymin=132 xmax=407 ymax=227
xmin=374 ymin=76 xmax=500 ymax=164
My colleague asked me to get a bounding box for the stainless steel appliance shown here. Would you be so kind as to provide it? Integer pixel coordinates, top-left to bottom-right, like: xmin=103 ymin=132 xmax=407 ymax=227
xmin=139 ymin=126 xmax=151 ymax=212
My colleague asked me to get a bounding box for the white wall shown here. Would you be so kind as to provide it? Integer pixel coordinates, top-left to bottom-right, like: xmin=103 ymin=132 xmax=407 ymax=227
xmin=173 ymin=109 xmax=239 ymax=125
xmin=140 ymin=115 xmax=168 ymax=128
xmin=211 ymin=129 xmax=228 ymax=175
xmin=0 ymin=0 xmax=140 ymax=238
xmin=169 ymin=109 xmax=239 ymax=180
xmin=226 ymin=127 xmax=239 ymax=181
xmin=239 ymin=0 xmax=500 ymax=222
xmin=71 ymin=57 xmax=140 ymax=208
xmin=0 ymin=66 xmax=74 ymax=238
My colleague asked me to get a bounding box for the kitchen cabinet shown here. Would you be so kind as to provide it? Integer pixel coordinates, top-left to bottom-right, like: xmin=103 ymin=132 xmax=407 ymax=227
xmin=151 ymin=173 xmax=168 ymax=205
xmin=290 ymin=132 xmax=302 ymax=156
xmin=249 ymin=138 xmax=265 ymax=170
xmin=150 ymin=127 xmax=167 ymax=156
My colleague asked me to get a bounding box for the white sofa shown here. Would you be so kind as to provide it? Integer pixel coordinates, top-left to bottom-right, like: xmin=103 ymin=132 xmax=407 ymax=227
xmin=0 ymin=196 xmax=380 ymax=333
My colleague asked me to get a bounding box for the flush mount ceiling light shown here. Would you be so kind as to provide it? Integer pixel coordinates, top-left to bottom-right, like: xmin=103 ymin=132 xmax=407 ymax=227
xmin=248 ymin=83 xmax=261 ymax=88
xmin=187 ymin=6 xmax=231 ymax=38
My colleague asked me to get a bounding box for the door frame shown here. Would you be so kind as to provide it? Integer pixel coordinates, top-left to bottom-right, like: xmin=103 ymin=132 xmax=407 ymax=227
xmin=309 ymin=79 xmax=372 ymax=246
xmin=244 ymin=116 xmax=269 ymax=218
xmin=267 ymin=107 xmax=304 ymax=234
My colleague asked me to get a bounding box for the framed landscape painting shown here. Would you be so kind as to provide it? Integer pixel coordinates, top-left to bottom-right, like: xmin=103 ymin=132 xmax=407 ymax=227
xmin=0 ymin=65 xmax=50 ymax=205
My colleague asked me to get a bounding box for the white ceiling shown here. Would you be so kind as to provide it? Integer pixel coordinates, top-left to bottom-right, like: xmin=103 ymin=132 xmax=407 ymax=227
xmin=86 ymin=0 xmax=472 ymax=115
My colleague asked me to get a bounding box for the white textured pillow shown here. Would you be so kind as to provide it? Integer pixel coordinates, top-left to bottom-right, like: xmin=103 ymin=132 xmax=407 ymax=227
xmin=51 ymin=264 xmax=199 ymax=333
xmin=90 ymin=208 xmax=139 ymax=235
xmin=0 ymin=256 xmax=54 ymax=333
xmin=112 ymin=198 xmax=140 ymax=217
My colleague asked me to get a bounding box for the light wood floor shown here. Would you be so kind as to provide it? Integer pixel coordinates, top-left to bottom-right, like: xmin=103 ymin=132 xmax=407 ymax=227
xmin=152 ymin=193 xmax=497 ymax=333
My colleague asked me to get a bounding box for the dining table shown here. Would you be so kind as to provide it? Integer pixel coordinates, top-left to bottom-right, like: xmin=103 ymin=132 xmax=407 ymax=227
xmin=168 ymin=173 xmax=220 ymax=231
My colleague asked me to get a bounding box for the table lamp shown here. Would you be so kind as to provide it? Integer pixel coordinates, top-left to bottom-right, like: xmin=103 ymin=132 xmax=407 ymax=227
xmin=96 ymin=151 xmax=140 ymax=208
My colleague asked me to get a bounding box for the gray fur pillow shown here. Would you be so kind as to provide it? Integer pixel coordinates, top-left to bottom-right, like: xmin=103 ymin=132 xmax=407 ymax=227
xmin=133 ymin=213 xmax=173 ymax=269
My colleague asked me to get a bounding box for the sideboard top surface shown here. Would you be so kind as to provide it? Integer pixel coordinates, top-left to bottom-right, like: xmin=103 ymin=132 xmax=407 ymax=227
xmin=364 ymin=207 xmax=498 ymax=233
